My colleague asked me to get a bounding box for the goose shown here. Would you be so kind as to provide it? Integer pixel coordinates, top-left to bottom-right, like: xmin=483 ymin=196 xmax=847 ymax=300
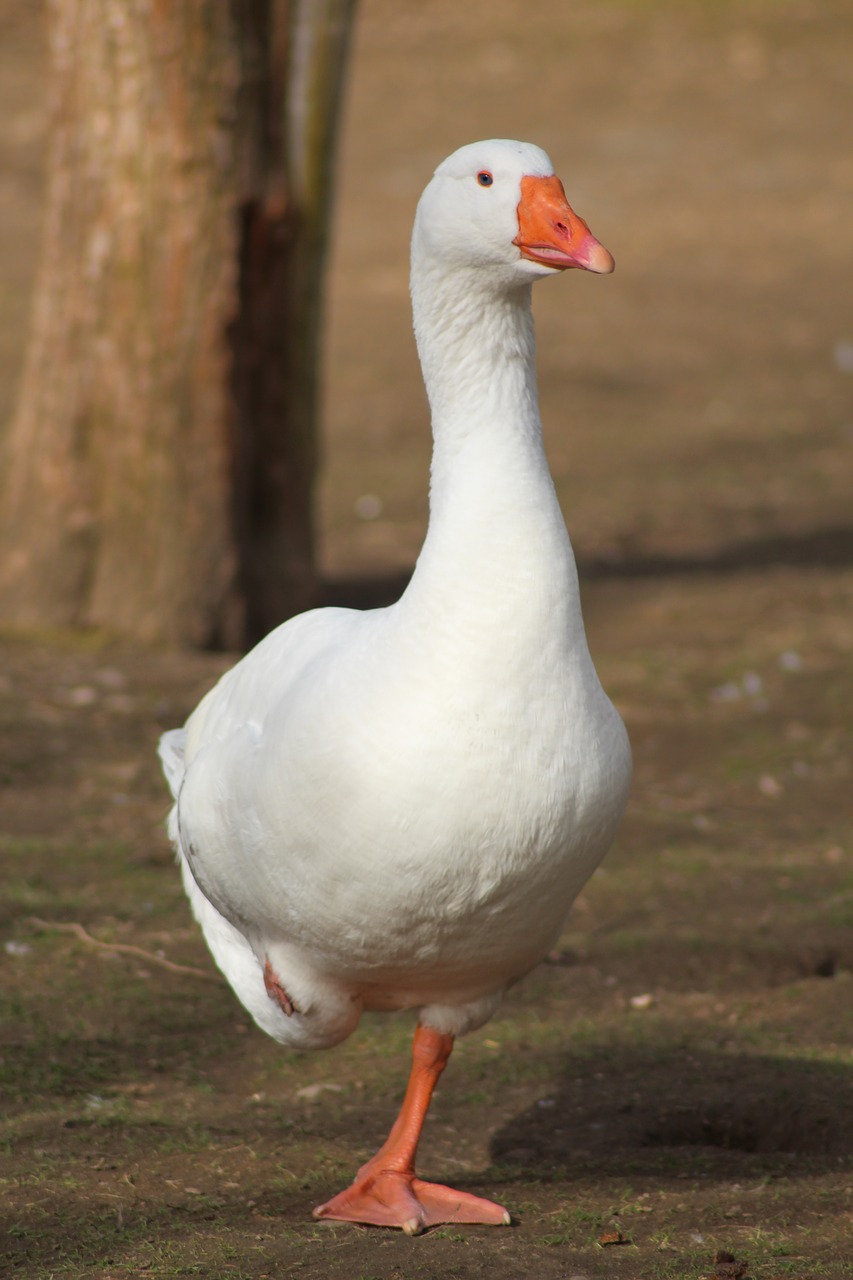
xmin=159 ymin=138 xmax=632 ymax=1235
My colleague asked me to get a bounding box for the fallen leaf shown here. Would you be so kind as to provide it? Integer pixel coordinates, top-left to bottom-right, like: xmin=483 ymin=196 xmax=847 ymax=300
xmin=598 ymin=1230 xmax=631 ymax=1247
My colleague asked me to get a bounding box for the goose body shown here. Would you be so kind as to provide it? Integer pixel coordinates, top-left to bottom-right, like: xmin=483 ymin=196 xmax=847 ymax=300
xmin=160 ymin=139 xmax=631 ymax=1231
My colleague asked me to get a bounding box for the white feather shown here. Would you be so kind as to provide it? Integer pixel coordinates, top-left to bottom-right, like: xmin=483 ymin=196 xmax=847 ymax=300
xmin=160 ymin=139 xmax=632 ymax=1048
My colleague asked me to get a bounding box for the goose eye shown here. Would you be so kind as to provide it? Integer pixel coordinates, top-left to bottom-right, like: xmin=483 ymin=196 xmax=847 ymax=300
xmin=477 ymin=171 xmax=494 ymax=187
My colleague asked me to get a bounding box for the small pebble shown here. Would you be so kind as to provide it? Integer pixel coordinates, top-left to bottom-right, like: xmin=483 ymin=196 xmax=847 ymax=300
xmin=296 ymin=1082 xmax=343 ymax=1101
xmin=67 ymin=685 xmax=98 ymax=706
xmin=833 ymin=340 xmax=853 ymax=373
xmin=4 ymin=941 xmax=31 ymax=957
xmin=354 ymin=493 xmax=383 ymax=519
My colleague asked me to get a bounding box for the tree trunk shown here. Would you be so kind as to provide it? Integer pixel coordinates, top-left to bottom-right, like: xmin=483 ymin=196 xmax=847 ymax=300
xmin=0 ymin=0 xmax=356 ymax=648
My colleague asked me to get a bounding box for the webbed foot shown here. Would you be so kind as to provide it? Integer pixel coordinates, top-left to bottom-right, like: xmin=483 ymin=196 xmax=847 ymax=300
xmin=313 ymin=1167 xmax=510 ymax=1233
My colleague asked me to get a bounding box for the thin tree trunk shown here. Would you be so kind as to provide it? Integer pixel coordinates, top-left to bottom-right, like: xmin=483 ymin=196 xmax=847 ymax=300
xmin=0 ymin=0 xmax=356 ymax=648
xmin=232 ymin=0 xmax=357 ymax=645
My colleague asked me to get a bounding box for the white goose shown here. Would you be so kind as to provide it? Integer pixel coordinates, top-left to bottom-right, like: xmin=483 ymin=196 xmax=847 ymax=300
xmin=159 ymin=139 xmax=631 ymax=1234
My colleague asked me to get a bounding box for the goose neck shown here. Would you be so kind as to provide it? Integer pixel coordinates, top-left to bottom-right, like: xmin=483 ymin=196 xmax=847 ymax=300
xmin=411 ymin=263 xmax=539 ymax=444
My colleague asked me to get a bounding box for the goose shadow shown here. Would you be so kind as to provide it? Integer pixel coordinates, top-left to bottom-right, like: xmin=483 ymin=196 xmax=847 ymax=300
xmin=323 ymin=525 xmax=853 ymax=611
xmin=488 ymin=1043 xmax=853 ymax=1181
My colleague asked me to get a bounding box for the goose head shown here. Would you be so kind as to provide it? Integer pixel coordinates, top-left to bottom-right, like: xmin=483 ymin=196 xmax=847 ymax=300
xmin=412 ymin=139 xmax=614 ymax=287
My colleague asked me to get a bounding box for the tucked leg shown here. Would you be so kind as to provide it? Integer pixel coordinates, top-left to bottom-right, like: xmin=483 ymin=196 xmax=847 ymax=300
xmin=313 ymin=1023 xmax=510 ymax=1234
xmin=263 ymin=958 xmax=297 ymax=1016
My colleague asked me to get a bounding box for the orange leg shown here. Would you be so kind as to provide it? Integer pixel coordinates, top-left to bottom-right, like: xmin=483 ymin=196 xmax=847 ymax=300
xmin=313 ymin=1023 xmax=510 ymax=1234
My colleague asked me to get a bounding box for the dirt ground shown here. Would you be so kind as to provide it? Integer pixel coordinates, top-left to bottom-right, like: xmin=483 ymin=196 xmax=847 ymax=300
xmin=1 ymin=2 xmax=852 ymax=1278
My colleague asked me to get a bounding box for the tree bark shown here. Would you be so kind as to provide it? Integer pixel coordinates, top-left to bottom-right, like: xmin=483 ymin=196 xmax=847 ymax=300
xmin=0 ymin=0 xmax=355 ymax=648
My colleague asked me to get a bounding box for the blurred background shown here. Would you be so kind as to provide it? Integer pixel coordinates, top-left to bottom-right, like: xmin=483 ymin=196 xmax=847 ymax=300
xmin=1 ymin=0 xmax=851 ymax=598
xmin=322 ymin=1 xmax=853 ymax=586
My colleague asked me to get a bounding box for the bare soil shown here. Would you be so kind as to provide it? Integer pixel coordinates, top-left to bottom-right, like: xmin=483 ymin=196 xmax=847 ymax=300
xmin=1 ymin=2 xmax=851 ymax=1278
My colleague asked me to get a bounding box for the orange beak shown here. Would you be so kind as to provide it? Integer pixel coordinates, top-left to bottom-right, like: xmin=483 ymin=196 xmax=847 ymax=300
xmin=513 ymin=174 xmax=614 ymax=274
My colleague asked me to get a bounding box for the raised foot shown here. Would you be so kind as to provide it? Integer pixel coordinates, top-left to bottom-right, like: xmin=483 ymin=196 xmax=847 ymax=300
xmin=313 ymin=1169 xmax=511 ymax=1234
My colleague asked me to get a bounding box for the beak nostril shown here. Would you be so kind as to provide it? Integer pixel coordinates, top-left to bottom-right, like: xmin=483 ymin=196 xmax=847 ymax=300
xmin=555 ymin=221 xmax=568 ymax=235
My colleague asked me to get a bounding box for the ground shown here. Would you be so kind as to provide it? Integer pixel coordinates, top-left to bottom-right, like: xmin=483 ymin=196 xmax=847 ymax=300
xmin=1 ymin=2 xmax=851 ymax=1278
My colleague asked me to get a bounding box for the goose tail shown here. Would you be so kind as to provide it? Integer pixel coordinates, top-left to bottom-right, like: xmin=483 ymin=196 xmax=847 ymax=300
xmin=158 ymin=728 xmax=187 ymax=851
xmin=158 ymin=728 xmax=187 ymax=799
